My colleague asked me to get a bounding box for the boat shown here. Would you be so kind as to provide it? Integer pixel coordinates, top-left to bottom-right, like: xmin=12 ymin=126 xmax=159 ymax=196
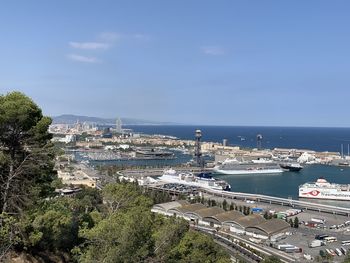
xmin=213 ymin=158 xmax=284 ymax=175
xmin=158 ymin=169 xmax=231 ymax=191
xmin=299 ymin=178 xmax=350 ymax=201
xmin=279 ymin=163 xmax=303 ymax=172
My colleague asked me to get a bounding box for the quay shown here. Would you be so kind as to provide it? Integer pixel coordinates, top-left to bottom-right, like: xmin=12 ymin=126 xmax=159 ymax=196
xmin=143 ymin=184 xmax=350 ymax=216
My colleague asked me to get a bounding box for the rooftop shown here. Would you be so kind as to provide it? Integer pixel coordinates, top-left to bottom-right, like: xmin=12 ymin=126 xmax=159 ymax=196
xmin=233 ymin=214 xmax=266 ymax=228
xmin=246 ymin=218 xmax=290 ymax=236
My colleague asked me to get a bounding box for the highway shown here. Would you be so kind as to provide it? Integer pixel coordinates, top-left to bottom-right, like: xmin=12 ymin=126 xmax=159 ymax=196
xmin=200 ymin=188 xmax=350 ymax=216
xmin=143 ymin=183 xmax=350 ymax=217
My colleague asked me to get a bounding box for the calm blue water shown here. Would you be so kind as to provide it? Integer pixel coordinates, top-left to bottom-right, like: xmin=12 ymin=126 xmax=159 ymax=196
xmin=215 ymin=165 xmax=350 ymax=199
xmin=125 ymin=125 xmax=350 ymax=153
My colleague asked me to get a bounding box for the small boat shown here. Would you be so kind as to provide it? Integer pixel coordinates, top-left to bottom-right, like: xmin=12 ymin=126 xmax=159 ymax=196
xmin=280 ymin=163 xmax=303 ymax=172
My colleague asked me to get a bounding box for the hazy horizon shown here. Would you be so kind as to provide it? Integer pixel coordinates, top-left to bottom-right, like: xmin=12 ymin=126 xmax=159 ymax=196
xmin=52 ymin=113 xmax=350 ymax=128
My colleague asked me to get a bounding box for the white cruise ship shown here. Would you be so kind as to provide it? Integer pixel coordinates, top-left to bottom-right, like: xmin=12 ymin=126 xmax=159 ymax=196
xmin=213 ymin=158 xmax=284 ymax=175
xmin=158 ymin=169 xmax=231 ymax=191
xmin=299 ymin=178 xmax=350 ymax=201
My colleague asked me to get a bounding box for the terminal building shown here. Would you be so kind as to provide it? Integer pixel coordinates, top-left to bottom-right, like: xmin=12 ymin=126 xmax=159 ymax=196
xmin=152 ymin=201 xmax=290 ymax=240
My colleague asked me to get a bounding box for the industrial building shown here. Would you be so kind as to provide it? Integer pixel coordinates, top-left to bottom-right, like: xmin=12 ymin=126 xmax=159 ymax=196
xmin=151 ymin=201 xmax=290 ymax=240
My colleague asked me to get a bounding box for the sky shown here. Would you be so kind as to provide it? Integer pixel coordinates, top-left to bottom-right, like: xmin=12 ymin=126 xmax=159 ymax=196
xmin=1 ymin=1 xmax=350 ymax=127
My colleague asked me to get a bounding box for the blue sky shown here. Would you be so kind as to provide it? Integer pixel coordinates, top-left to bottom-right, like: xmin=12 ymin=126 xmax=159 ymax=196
xmin=1 ymin=1 xmax=350 ymax=126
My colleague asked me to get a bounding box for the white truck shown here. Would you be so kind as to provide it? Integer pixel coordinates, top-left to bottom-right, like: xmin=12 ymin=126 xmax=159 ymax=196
xmin=308 ymin=239 xmax=323 ymax=248
xmin=311 ymin=218 xmax=326 ymax=224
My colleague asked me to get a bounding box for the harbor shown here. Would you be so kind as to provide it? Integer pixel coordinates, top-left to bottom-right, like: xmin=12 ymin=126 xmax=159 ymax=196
xmin=52 ymin=123 xmax=350 ymax=262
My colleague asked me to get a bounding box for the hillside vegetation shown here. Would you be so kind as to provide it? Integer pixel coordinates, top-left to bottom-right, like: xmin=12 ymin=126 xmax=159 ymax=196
xmin=0 ymin=91 xmax=230 ymax=263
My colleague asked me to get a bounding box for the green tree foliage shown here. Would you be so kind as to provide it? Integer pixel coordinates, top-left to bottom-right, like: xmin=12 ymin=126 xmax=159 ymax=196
xmin=153 ymin=216 xmax=189 ymax=262
xmin=343 ymin=253 xmax=350 ymax=263
xmin=78 ymin=207 xmax=154 ymax=263
xmin=229 ymin=202 xmax=234 ymax=211
xmin=0 ymin=92 xmax=230 ymax=262
xmin=169 ymin=231 xmax=231 ymax=263
xmin=222 ymin=199 xmax=227 ymax=211
xmin=102 ymin=182 xmax=152 ymax=213
xmin=288 ymin=218 xmax=294 ymax=227
xmin=293 ymin=217 xmax=299 ymax=228
xmin=0 ymin=213 xmax=21 ymax=260
xmin=263 ymin=255 xmax=282 ymax=263
xmin=263 ymin=211 xmax=268 ymax=219
xmin=76 ymin=182 xmax=230 ymax=263
xmin=18 ymin=196 xmax=98 ymax=254
xmin=0 ymin=92 xmax=56 ymax=214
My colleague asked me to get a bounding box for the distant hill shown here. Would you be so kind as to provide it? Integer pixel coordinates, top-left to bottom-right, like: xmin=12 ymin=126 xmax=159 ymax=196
xmin=52 ymin=114 xmax=175 ymax=125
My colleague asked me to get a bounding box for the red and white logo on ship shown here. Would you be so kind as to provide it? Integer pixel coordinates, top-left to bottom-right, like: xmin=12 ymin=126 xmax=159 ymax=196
xmin=302 ymin=190 xmax=320 ymax=196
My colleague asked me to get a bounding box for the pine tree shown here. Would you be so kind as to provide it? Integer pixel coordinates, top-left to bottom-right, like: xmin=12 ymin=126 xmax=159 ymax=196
xmin=293 ymin=217 xmax=299 ymax=228
xmin=222 ymin=199 xmax=227 ymax=211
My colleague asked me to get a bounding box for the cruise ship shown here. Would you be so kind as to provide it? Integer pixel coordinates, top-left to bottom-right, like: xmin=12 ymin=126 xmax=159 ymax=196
xmin=158 ymin=169 xmax=231 ymax=191
xmin=299 ymin=178 xmax=350 ymax=201
xmin=213 ymin=159 xmax=284 ymax=175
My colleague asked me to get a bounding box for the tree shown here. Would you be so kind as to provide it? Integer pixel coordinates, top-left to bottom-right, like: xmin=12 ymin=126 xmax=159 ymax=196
xmin=222 ymin=199 xmax=227 ymax=211
xmin=263 ymin=211 xmax=268 ymax=219
xmin=293 ymin=217 xmax=299 ymax=228
xmin=263 ymin=255 xmax=282 ymax=263
xmin=78 ymin=207 xmax=154 ymax=263
xmin=288 ymin=218 xmax=293 ymax=228
xmin=0 ymin=213 xmax=21 ymax=261
xmin=229 ymin=202 xmax=234 ymax=211
xmin=169 ymin=231 xmax=231 ymax=263
xmin=0 ymin=92 xmax=56 ymax=214
xmin=153 ymin=216 xmax=189 ymax=262
xmin=102 ymin=182 xmax=152 ymax=213
xmin=343 ymin=253 xmax=350 ymax=263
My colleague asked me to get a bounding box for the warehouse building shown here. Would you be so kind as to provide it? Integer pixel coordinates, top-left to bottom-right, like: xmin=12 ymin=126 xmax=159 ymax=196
xmin=152 ymin=202 xmax=290 ymax=240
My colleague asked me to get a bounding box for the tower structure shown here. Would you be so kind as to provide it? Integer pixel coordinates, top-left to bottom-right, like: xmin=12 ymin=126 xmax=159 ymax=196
xmin=194 ymin=129 xmax=204 ymax=168
xmin=116 ymin=118 xmax=122 ymax=133
xmin=256 ymin=134 xmax=263 ymax=150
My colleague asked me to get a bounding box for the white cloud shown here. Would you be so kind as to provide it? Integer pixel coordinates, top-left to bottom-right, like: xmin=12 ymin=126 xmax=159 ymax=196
xmin=98 ymin=32 xmax=121 ymax=42
xmin=201 ymin=46 xmax=225 ymax=55
xmin=67 ymin=54 xmax=100 ymax=63
xmin=69 ymin=42 xmax=110 ymax=50
xmin=132 ymin=34 xmax=151 ymax=40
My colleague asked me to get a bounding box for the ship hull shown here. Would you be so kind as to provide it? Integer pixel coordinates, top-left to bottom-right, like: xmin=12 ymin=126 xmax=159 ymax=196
xmin=158 ymin=175 xmax=229 ymax=191
xmin=214 ymin=168 xmax=284 ymax=175
xmin=299 ymin=188 xmax=350 ymax=201
xmin=280 ymin=165 xmax=303 ymax=172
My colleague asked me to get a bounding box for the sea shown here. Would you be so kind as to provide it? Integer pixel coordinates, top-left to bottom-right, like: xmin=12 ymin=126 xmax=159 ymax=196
xmin=124 ymin=125 xmax=350 ymax=152
xmin=122 ymin=125 xmax=350 ymax=207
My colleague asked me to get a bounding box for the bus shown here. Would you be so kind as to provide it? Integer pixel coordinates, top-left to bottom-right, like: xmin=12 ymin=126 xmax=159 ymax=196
xmin=315 ymin=234 xmax=329 ymax=240
xmin=324 ymin=237 xmax=337 ymax=243
xmin=341 ymin=240 xmax=350 ymax=246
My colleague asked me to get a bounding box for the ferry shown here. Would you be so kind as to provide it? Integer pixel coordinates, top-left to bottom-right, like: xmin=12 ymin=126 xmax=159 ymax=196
xmin=158 ymin=169 xmax=231 ymax=191
xmin=213 ymin=158 xmax=284 ymax=175
xmin=299 ymin=178 xmax=350 ymax=201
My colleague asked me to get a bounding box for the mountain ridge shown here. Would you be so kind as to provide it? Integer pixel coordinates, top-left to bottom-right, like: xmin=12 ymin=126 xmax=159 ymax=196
xmin=52 ymin=114 xmax=176 ymax=125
